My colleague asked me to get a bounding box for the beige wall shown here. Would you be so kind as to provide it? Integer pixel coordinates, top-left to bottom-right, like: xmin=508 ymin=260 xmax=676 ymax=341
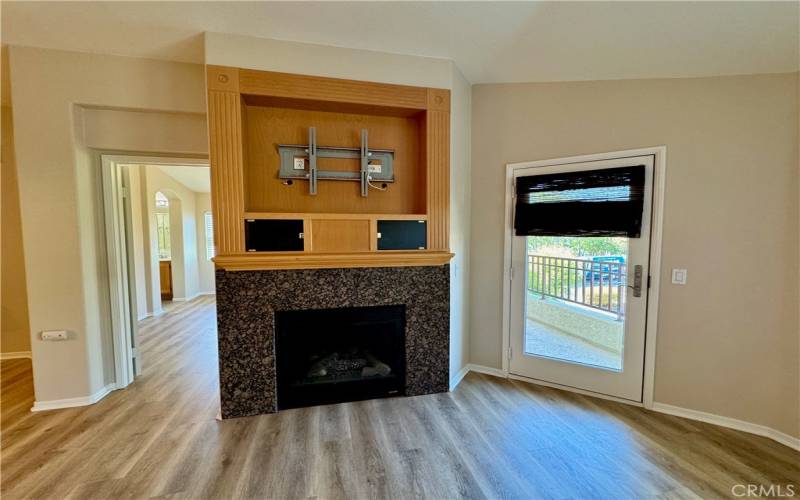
xmin=1 ymin=104 xmax=31 ymax=355
xmin=449 ymin=64 xmax=471 ymax=383
xmin=470 ymin=73 xmax=800 ymax=438
xmin=82 ymin=108 xmax=207 ymax=155
xmin=145 ymin=166 xmax=202 ymax=303
xmin=195 ymin=192 xmax=215 ymax=294
xmin=8 ymin=46 xmax=207 ymax=402
xmin=127 ymin=167 xmax=150 ymax=320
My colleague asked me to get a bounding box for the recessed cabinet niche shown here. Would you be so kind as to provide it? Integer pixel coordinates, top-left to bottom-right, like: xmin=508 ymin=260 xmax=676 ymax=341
xmin=245 ymin=219 xmax=304 ymax=252
xmin=243 ymin=100 xmax=425 ymax=215
xmin=206 ymin=66 xmax=453 ymax=270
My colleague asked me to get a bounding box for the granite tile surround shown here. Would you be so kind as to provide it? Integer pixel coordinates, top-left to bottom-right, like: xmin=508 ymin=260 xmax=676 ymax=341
xmin=216 ymin=265 xmax=450 ymax=418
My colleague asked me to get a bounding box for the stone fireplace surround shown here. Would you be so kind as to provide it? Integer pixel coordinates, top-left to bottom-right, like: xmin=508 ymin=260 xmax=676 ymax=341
xmin=215 ymin=265 xmax=450 ymax=418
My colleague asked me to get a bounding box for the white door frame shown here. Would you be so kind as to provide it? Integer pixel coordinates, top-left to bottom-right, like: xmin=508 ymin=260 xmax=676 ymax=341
xmin=101 ymin=154 xmax=209 ymax=389
xmin=501 ymin=146 xmax=667 ymax=408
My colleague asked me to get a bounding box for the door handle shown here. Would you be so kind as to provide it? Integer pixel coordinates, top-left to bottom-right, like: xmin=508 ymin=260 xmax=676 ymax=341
xmin=628 ymin=265 xmax=643 ymax=297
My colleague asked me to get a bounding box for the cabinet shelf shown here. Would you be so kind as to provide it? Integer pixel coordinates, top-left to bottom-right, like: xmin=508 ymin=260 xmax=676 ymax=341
xmin=214 ymin=251 xmax=454 ymax=271
xmin=243 ymin=213 xmax=429 ymax=254
xmin=243 ymin=212 xmax=427 ymax=220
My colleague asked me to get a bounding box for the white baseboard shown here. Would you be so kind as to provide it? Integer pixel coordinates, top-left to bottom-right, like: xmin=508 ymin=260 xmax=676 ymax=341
xmin=140 ymin=308 xmax=166 ymax=319
xmin=0 ymin=351 xmax=32 ymax=360
xmin=450 ymin=363 xmax=507 ymax=390
xmin=652 ymin=402 xmax=800 ymax=452
xmin=173 ymin=291 xmax=216 ymax=303
xmin=31 ymin=383 xmax=116 ymax=412
xmin=449 ymin=364 xmax=470 ymax=391
xmin=467 ymin=363 xmax=507 ymax=378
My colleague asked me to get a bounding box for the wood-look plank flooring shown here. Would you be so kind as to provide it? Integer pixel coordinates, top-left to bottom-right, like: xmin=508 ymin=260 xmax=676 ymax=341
xmin=1 ymin=295 xmax=798 ymax=499
xmin=1 ymin=358 xmax=34 ymax=431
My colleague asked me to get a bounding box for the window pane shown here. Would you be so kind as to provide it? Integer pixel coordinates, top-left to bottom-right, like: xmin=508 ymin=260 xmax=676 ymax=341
xmin=204 ymin=212 xmax=214 ymax=260
xmin=156 ymin=212 xmax=171 ymax=260
xmin=524 ymin=236 xmax=627 ymax=371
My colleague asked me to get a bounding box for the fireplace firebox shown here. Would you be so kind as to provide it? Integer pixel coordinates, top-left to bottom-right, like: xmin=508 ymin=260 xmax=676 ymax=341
xmin=275 ymin=305 xmax=406 ymax=409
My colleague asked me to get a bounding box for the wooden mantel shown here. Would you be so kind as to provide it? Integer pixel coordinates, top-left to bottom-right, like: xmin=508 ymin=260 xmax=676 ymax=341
xmin=206 ymin=65 xmax=453 ymax=271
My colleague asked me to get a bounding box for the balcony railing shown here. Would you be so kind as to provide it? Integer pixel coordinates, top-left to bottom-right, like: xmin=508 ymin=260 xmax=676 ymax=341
xmin=527 ymin=255 xmax=627 ymax=319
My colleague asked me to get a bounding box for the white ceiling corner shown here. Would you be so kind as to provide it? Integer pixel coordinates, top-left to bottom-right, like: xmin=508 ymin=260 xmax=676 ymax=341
xmin=155 ymin=165 xmax=211 ymax=193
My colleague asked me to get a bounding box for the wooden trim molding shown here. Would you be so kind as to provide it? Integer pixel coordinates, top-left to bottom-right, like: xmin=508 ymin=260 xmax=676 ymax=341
xmin=427 ymin=88 xmax=451 ymax=112
xmin=239 ymin=69 xmax=428 ymax=110
xmin=208 ymin=91 xmax=246 ymax=254
xmin=207 ymin=66 xmax=240 ymax=92
xmin=243 ymin=212 xmax=428 ymax=221
xmin=214 ymin=251 xmax=454 ymax=271
xmin=426 ymin=108 xmax=450 ymax=250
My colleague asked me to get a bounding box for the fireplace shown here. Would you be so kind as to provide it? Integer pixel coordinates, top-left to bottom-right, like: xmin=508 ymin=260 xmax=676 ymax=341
xmin=275 ymin=305 xmax=406 ymax=409
xmin=215 ymin=265 xmax=449 ymax=418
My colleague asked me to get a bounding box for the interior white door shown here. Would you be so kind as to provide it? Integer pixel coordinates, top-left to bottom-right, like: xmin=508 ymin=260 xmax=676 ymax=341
xmin=508 ymin=155 xmax=654 ymax=402
xmin=102 ymin=158 xmax=139 ymax=388
xmin=121 ymin=168 xmax=142 ymax=377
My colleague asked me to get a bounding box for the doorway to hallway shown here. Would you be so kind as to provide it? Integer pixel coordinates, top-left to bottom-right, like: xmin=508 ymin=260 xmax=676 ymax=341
xmin=101 ymin=155 xmax=214 ymax=390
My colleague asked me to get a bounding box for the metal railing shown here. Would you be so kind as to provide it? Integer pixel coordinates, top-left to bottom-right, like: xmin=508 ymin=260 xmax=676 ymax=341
xmin=527 ymin=255 xmax=627 ymax=319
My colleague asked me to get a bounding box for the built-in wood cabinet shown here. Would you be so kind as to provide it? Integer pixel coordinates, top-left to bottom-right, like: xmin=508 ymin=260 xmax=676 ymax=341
xmin=206 ymin=65 xmax=453 ymax=271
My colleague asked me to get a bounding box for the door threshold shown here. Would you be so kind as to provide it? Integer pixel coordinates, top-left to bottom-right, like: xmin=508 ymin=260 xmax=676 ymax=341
xmin=507 ymin=372 xmax=644 ymax=407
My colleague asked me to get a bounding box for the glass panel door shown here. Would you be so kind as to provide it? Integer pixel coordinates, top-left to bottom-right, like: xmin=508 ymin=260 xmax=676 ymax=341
xmin=508 ymin=155 xmax=654 ymax=402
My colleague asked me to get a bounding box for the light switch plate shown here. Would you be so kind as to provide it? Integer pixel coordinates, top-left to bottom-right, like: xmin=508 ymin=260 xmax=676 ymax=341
xmin=671 ymin=269 xmax=688 ymax=285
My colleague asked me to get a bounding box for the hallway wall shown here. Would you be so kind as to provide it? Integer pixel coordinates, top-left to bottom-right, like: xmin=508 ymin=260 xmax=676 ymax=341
xmin=195 ymin=193 xmax=215 ymax=294
xmin=128 ymin=165 xmax=211 ymax=317
xmin=8 ymin=45 xmax=207 ymax=403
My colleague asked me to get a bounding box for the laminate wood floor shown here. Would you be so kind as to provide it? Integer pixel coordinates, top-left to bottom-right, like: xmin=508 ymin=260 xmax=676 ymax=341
xmin=1 ymin=358 xmax=34 ymax=431
xmin=1 ymin=295 xmax=797 ymax=499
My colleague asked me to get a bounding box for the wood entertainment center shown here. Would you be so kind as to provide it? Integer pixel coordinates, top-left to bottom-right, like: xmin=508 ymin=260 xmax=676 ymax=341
xmin=206 ymin=65 xmax=454 ymax=271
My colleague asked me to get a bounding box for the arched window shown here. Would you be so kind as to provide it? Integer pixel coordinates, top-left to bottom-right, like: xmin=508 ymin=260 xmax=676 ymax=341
xmin=155 ymin=191 xmax=169 ymax=208
xmin=155 ymin=192 xmax=171 ymax=260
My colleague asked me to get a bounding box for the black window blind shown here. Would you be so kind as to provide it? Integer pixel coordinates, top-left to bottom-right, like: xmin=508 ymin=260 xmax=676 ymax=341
xmin=514 ymin=165 xmax=645 ymax=238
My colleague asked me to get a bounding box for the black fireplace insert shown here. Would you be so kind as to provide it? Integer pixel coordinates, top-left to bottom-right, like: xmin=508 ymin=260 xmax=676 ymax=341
xmin=275 ymin=305 xmax=406 ymax=409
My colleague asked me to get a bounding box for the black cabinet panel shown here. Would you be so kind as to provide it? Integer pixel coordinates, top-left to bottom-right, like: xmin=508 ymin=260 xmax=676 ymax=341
xmin=377 ymin=220 xmax=427 ymax=250
xmin=245 ymin=219 xmax=304 ymax=252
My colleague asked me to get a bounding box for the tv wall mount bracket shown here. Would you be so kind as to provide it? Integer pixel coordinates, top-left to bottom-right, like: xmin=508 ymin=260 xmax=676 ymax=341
xmin=278 ymin=128 xmax=395 ymax=197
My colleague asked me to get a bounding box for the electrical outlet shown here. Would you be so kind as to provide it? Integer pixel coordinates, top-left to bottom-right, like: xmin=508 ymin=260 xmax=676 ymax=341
xmin=42 ymin=330 xmax=69 ymax=341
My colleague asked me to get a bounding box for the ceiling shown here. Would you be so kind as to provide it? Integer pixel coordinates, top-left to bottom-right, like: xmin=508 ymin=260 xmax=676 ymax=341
xmin=2 ymin=1 xmax=798 ymax=83
xmin=155 ymin=165 xmax=211 ymax=193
